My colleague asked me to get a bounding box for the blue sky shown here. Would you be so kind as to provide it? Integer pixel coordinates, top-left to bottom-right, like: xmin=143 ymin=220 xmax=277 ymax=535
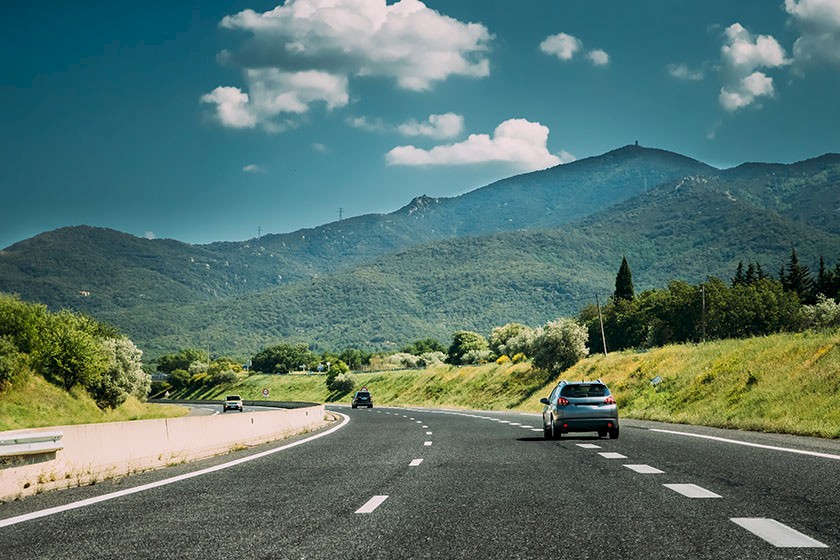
xmin=2 ymin=0 xmax=838 ymax=250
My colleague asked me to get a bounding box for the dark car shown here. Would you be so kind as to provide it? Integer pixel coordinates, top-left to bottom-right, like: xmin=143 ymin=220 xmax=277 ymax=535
xmin=540 ymin=380 xmax=619 ymax=439
xmin=351 ymin=389 xmax=373 ymax=409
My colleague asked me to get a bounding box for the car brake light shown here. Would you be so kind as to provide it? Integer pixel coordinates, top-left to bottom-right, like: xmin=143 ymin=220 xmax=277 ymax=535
xmin=557 ymin=397 xmax=570 ymax=406
xmin=604 ymin=396 xmax=616 ymax=404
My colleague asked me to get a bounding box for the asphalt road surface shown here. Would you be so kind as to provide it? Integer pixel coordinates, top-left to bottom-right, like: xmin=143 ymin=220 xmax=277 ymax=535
xmin=1 ymin=406 xmax=837 ymax=559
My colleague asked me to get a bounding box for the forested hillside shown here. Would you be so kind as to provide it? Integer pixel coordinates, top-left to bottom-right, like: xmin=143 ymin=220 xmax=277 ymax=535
xmin=1 ymin=145 xmax=838 ymax=358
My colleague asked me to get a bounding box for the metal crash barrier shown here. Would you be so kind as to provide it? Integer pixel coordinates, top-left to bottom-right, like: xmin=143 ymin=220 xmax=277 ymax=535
xmin=0 ymin=431 xmax=64 ymax=468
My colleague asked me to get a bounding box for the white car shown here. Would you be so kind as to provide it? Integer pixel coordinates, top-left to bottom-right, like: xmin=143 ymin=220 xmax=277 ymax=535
xmin=222 ymin=394 xmax=244 ymax=412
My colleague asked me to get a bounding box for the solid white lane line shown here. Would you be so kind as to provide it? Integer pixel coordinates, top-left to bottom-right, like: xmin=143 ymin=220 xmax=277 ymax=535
xmin=731 ymin=518 xmax=828 ymax=548
xmin=598 ymin=452 xmax=627 ymax=459
xmin=650 ymin=428 xmax=840 ymax=460
xmin=356 ymin=495 xmax=388 ymax=514
xmin=424 ymin=441 xmax=433 ymax=446
xmin=409 ymin=459 xmax=423 ymax=467
xmin=624 ymin=464 xmax=665 ymax=474
xmin=577 ymin=444 xmax=602 ymax=449
xmin=0 ymin=412 xmax=352 ymax=529
xmin=664 ymin=483 xmax=722 ymax=498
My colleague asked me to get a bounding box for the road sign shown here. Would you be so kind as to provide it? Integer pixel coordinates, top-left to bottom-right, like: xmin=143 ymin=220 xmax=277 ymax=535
xmin=262 ymin=388 xmax=270 ymax=398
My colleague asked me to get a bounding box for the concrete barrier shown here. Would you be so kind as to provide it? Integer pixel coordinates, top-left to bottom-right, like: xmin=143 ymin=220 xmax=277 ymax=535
xmin=0 ymin=404 xmax=327 ymax=502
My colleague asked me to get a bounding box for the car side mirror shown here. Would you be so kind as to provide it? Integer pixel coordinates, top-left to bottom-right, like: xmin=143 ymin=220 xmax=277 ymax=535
xmin=539 ymin=398 xmax=550 ymax=405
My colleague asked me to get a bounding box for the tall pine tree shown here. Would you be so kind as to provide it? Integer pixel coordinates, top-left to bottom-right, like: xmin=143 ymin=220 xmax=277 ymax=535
xmin=614 ymin=256 xmax=634 ymax=301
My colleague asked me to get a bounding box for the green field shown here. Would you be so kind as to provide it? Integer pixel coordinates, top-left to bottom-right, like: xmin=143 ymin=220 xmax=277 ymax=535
xmin=3 ymin=329 xmax=838 ymax=438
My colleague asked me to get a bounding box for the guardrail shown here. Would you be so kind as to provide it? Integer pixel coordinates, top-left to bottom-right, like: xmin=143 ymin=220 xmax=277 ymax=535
xmin=0 ymin=431 xmax=64 ymax=468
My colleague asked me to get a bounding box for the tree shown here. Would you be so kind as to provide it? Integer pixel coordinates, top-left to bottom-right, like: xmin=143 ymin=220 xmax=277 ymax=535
xmin=402 ymin=338 xmax=446 ymax=355
xmin=488 ymin=323 xmax=534 ymax=358
xmin=781 ymin=249 xmax=815 ymax=304
xmin=531 ymin=318 xmax=589 ymax=375
xmin=35 ymin=311 xmax=109 ymax=391
xmin=447 ymin=331 xmax=489 ymax=365
xmin=614 ymin=256 xmax=634 ymax=301
xmin=156 ymin=349 xmax=208 ymax=374
xmin=251 ymin=342 xmax=317 ymax=373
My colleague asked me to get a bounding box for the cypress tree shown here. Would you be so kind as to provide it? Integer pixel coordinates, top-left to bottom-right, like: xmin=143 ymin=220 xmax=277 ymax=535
xmin=614 ymin=256 xmax=634 ymax=301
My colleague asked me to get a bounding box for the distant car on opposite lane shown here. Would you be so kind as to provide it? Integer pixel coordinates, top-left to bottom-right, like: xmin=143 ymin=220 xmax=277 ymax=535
xmin=351 ymin=389 xmax=373 ymax=409
xmin=223 ymin=394 xmax=244 ymax=412
xmin=540 ymin=380 xmax=619 ymax=439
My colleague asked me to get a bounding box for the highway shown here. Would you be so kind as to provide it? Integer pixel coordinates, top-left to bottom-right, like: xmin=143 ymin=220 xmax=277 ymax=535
xmin=1 ymin=406 xmax=837 ymax=559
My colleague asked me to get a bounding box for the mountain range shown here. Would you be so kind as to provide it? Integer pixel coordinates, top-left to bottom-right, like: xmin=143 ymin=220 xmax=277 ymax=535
xmin=1 ymin=144 xmax=838 ymax=359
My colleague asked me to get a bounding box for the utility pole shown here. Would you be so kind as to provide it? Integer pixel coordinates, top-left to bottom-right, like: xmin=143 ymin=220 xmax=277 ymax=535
xmin=338 ymin=208 xmax=343 ymax=221
xmin=701 ymin=284 xmax=706 ymax=343
xmin=596 ymin=294 xmax=608 ymax=355
xmin=257 ymin=226 xmax=262 ymax=239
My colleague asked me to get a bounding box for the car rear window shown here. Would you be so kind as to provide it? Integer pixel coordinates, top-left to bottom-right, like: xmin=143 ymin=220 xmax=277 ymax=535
xmin=226 ymin=395 xmax=241 ymax=401
xmin=357 ymin=392 xmax=370 ymax=397
xmin=560 ymin=384 xmax=609 ymax=398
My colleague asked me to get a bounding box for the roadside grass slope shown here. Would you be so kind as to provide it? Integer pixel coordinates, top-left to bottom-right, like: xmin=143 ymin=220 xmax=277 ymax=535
xmin=0 ymin=374 xmax=187 ymax=432
xmin=186 ymin=329 xmax=839 ymax=439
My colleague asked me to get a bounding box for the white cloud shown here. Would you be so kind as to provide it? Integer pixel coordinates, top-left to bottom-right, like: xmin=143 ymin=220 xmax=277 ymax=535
xmin=385 ymin=118 xmax=564 ymax=171
xmin=718 ymin=23 xmax=788 ymax=111
xmin=346 ymin=115 xmax=389 ymax=132
xmin=721 ymin=23 xmax=788 ymax=70
xmin=143 ymin=231 xmax=156 ymax=240
xmin=785 ymin=0 xmax=840 ymax=65
xmin=397 ymin=113 xmax=464 ymax=139
xmin=667 ymin=63 xmax=705 ymax=81
xmin=586 ymin=49 xmax=609 ymax=66
xmin=243 ymin=164 xmax=266 ymax=174
xmin=719 ymin=71 xmax=775 ymax=111
xmin=311 ymin=142 xmax=327 ymax=152
xmin=200 ymin=86 xmax=257 ymax=128
xmin=204 ymin=0 xmax=492 ymax=130
xmin=540 ymin=33 xmax=582 ymax=60
xmin=540 ymin=32 xmax=609 ymax=67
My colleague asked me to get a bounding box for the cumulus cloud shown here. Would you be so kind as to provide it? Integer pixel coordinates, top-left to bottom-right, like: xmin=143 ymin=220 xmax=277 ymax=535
xmin=718 ymin=23 xmax=788 ymax=111
xmin=540 ymin=32 xmax=609 ymax=67
xmin=586 ymin=49 xmax=609 ymax=66
xmin=397 ymin=113 xmax=464 ymax=139
xmin=785 ymin=0 xmax=840 ymax=65
xmin=203 ymin=0 xmax=492 ymax=130
xmin=201 ymin=86 xmax=258 ymax=128
xmin=540 ymin=33 xmax=582 ymax=60
xmin=385 ymin=118 xmax=565 ymax=171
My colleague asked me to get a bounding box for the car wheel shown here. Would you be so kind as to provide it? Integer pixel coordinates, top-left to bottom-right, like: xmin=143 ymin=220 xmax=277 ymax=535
xmin=598 ymin=429 xmax=607 ymax=438
xmin=609 ymin=427 xmax=620 ymax=439
xmin=352 ymin=405 xmax=356 ymax=409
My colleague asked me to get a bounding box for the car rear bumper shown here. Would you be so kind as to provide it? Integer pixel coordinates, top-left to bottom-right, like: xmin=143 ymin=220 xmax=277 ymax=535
xmin=554 ymin=417 xmax=618 ymax=432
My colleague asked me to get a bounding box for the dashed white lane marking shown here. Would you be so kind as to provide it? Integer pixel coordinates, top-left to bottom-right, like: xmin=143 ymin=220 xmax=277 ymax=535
xmin=624 ymin=464 xmax=665 ymax=474
xmin=598 ymin=452 xmax=627 ymax=459
xmin=409 ymin=459 xmax=424 ymax=467
xmin=664 ymin=483 xmax=722 ymax=498
xmin=520 ymin=425 xmax=534 ymax=429
xmin=415 ymin=421 xmax=423 ymax=424
xmin=530 ymin=428 xmax=543 ymax=432
xmin=577 ymin=444 xmax=602 ymax=449
xmin=424 ymin=441 xmax=433 ymax=446
xmin=0 ymin=412 xmax=353 ymax=529
xmin=422 ymin=425 xmax=429 ymax=428
xmin=509 ymin=423 xmax=522 ymax=426
xmin=356 ymin=495 xmax=389 ymax=514
xmin=426 ymin=431 xmax=433 ymax=435
xmin=731 ymin=518 xmax=828 ymax=548
xmin=651 ymin=429 xmax=840 ymax=461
